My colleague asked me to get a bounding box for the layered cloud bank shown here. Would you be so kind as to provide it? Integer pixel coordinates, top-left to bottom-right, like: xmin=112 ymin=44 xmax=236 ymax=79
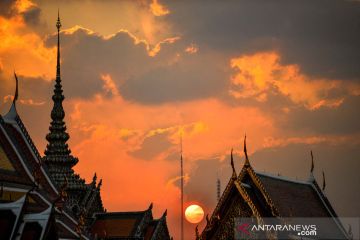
xmin=1 ymin=0 xmax=359 ymax=239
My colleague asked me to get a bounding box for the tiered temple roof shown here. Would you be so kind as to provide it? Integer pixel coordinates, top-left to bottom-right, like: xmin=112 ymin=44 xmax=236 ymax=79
xmin=0 ymin=82 xmax=88 ymax=239
xmin=198 ymin=137 xmax=351 ymax=240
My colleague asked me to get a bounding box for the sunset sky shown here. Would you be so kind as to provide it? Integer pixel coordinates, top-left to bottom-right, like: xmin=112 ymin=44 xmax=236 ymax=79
xmin=0 ymin=0 xmax=359 ymax=239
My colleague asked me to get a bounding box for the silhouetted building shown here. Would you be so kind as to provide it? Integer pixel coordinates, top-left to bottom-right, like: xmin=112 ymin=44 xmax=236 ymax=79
xmin=197 ymin=139 xmax=350 ymax=240
xmin=0 ymin=13 xmax=171 ymax=240
xmin=90 ymin=204 xmax=171 ymax=240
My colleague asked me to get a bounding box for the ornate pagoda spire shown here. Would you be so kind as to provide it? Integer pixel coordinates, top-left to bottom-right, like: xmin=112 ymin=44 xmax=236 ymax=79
xmin=43 ymin=11 xmax=79 ymax=187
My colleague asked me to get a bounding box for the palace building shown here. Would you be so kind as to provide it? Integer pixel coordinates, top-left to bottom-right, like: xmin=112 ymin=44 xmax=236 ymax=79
xmin=196 ymin=138 xmax=351 ymax=240
xmin=0 ymin=14 xmax=171 ymax=240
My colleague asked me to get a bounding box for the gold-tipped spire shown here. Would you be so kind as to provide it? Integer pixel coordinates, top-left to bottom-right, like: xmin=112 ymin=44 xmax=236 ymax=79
xmin=43 ymin=11 xmax=78 ymax=188
xmin=56 ymin=9 xmax=61 ymax=30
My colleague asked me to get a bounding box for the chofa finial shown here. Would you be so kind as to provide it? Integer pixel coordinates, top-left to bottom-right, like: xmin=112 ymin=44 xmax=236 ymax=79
xmin=230 ymin=148 xmax=236 ymax=178
xmin=244 ymin=134 xmax=250 ymax=166
xmin=4 ymin=72 xmax=20 ymax=120
xmin=308 ymin=150 xmax=316 ymax=182
xmin=310 ymin=150 xmax=314 ymax=173
xmin=13 ymin=71 xmax=19 ymax=104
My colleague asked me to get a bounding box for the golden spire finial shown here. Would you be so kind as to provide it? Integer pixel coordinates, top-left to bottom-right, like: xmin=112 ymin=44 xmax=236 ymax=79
xmin=56 ymin=9 xmax=61 ymax=30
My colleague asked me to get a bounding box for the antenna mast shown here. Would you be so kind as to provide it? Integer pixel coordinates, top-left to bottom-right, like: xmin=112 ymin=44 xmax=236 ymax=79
xmin=180 ymin=134 xmax=184 ymax=240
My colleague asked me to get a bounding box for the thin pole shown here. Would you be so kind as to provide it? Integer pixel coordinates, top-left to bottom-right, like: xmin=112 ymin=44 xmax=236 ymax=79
xmin=180 ymin=134 xmax=184 ymax=240
xmin=217 ymin=178 xmax=221 ymax=201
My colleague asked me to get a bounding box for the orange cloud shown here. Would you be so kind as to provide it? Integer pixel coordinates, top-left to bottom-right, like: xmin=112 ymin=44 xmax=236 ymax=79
xmin=148 ymin=36 xmax=180 ymax=57
xmin=61 ymin=85 xmax=276 ymax=238
xmin=15 ymin=0 xmax=37 ymax=13
xmin=150 ymin=0 xmax=170 ymax=16
xmin=100 ymin=74 xmax=119 ymax=96
xmin=262 ymin=134 xmax=360 ymax=149
xmin=3 ymin=95 xmax=45 ymax=106
xmin=0 ymin=2 xmax=56 ymax=81
xmin=229 ymin=52 xmax=358 ymax=110
xmin=62 ymin=25 xmax=179 ymax=57
xmin=185 ymin=44 xmax=199 ymax=54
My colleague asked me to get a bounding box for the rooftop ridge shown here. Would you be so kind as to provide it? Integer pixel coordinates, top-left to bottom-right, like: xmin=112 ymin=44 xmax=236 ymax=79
xmin=255 ymin=171 xmax=312 ymax=185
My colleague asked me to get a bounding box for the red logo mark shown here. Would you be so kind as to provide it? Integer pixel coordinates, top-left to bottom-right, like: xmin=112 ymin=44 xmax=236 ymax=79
xmin=237 ymin=223 xmax=251 ymax=236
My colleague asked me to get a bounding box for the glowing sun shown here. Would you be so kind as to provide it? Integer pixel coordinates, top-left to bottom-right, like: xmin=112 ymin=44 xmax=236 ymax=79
xmin=185 ymin=204 xmax=204 ymax=224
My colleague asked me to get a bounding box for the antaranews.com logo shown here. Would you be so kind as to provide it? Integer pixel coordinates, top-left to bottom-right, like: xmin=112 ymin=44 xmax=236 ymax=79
xmin=234 ymin=217 xmax=359 ymax=240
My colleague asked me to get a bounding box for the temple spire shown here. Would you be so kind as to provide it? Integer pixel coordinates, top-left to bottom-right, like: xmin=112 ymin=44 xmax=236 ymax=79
xmin=43 ymin=12 xmax=78 ymax=187
xmin=56 ymin=9 xmax=61 ymax=79
xmin=44 ymin=10 xmax=73 ymax=159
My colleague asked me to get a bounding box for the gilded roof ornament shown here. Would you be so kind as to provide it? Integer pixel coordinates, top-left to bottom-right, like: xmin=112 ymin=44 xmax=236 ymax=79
xmin=230 ymin=148 xmax=237 ymax=178
xmin=244 ymin=134 xmax=250 ymax=166
xmin=4 ymin=72 xmax=20 ymax=120
xmin=308 ymin=150 xmax=316 ymax=182
xmin=310 ymin=150 xmax=314 ymax=173
xmin=13 ymin=72 xmax=19 ymax=104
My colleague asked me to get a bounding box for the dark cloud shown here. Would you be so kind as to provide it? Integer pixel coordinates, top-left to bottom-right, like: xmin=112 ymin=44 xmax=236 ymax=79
xmin=122 ymin=53 xmax=228 ymax=103
xmin=0 ymin=0 xmax=16 ymax=17
xmin=22 ymin=5 xmax=42 ymax=26
xmin=43 ymin=27 xmax=229 ymax=104
xmin=164 ymin=0 xmax=360 ymax=80
xmin=283 ymin=96 xmax=360 ymax=135
xmin=130 ymin=132 xmax=174 ymax=159
xmin=44 ymin=28 xmax=165 ymax=99
xmin=0 ymin=74 xmax=51 ymax=109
